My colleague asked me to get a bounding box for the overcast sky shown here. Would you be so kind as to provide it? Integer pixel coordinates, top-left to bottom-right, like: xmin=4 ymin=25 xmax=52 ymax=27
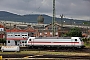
xmin=0 ymin=0 xmax=90 ymax=20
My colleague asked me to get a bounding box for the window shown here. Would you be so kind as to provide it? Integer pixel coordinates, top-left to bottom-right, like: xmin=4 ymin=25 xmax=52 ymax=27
xmin=22 ymin=35 xmax=27 ymax=36
xmin=15 ymin=35 xmax=20 ymax=36
xmin=15 ymin=34 xmax=20 ymax=37
xmin=79 ymin=38 xmax=82 ymax=41
xmin=75 ymin=39 xmax=77 ymax=41
xmin=25 ymin=35 xmax=27 ymax=36
xmin=8 ymin=34 xmax=13 ymax=36
xmin=25 ymin=41 xmax=27 ymax=43
xmin=29 ymin=39 xmax=31 ymax=41
xmin=1 ymin=29 xmax=2 ymax=31
xmin=45 ymin=32 xmax=47 ymax=34
xmin=18 ymin=35 xmax=20 ymax=36
xmin=22 ymin=41 xmax=24 ymax=43
xmin=8 ymin=41 xmax=10 ymax=43
xmin=0 ymin=28 xmax=4 ymax=31
xmin=40 ymin=33 xmax=42 ymax=35
xmin=50 ymin=32 xmax=52 ymax=35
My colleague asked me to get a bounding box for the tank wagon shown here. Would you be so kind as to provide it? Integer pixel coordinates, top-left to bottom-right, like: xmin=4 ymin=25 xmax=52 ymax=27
xmin=27 ymin=37 xmax=85 ymax=48
xmin=1 ymin=46 xmax=20 ymax=52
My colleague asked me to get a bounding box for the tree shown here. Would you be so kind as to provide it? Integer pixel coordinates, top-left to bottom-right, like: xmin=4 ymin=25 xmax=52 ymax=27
xmin=0 ymin=38 xmax=6 ymax=44
xmin=83 ymin=21 xmax=90 ymax=26
xmin=66 ymin=27 xmax=82 ymax=37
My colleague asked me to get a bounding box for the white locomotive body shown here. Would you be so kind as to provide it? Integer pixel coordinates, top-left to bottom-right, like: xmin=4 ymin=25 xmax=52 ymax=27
xmin=27 ymin=37 xmax=85 ymax=48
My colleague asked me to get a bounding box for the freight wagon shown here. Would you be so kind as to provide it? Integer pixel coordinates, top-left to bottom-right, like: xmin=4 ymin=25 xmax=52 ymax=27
xmin=1 ymin=46 xmax=20 ymax=52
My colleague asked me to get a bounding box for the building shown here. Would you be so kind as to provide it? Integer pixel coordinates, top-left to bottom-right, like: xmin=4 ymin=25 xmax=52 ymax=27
xmin=6 ymin=25 xmax=36 ymax=46
xmin=34 ymin=22 xmax=69 ymax=37
xmin=0 ymin=23 xmax=5 ymax=39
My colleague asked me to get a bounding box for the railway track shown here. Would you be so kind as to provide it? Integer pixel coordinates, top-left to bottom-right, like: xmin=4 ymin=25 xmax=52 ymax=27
xmin=0 ymin=47 xmax=90 ymax=60
xmin=0 ymin=46 xmax=90 ymax=53
xmin=20 ymin=47 xmax=90 ymax=53
xmin=1 ymin=54 xmax=90 ymax=60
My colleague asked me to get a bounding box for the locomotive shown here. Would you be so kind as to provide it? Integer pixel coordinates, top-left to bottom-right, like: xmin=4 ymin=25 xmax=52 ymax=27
xmin=26 ymin=37 xmax=85 ymax=48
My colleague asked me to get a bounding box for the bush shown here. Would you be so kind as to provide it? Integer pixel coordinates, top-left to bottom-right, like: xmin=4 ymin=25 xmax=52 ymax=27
xmin=0 ymin=38 xmax=6 ymax=43
xmin=82 ymin=38 xmax=90 ymax=43
xmin=82 ymin=38 xmax=90 ymax=47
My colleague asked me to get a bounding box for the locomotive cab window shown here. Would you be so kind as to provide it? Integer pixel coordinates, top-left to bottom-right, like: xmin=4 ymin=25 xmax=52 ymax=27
xmin=80 ymin=38 xmax=82 ymax=41
xmin=75 ymin=39 xmax=77 ymax=41
xmin=29 ymin=39 xmax=31 ymax=41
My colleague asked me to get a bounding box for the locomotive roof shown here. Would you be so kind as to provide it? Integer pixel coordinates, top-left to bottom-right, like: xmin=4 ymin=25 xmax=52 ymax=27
xmin=35 ymin=37 xmax=71 ymax=39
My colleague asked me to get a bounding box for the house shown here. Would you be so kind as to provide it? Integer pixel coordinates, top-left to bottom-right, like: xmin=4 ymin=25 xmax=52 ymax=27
xmin=0 ymin=23 xmax=5 ymax=39
xmin=6 ymin=25 xmax=36 ymax=46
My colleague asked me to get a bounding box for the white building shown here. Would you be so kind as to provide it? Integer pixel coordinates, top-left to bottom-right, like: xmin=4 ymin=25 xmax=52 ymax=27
xmin=6 ymin=25 xmax=36 ymax=47
xmin=6 ymin=32 xmax=28 ymax=46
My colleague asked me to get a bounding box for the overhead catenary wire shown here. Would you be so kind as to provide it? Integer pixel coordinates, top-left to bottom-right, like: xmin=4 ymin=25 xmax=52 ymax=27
xmin=31 ymin=0 xmax=44 ymax=14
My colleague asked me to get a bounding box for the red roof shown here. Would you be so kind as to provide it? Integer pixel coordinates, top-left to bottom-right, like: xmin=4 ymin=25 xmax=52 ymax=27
xmin=5 ymin=25 xmax=36 ymax=32
xmin=25 ymin=27 xmax=36 ymax=32
xmin=7 ymin=37 xmax=28 ymax=40
xmin=6 ymin=27 xmax=36 ymax=32
xmin=6 ymin=29 xmax=26 ymax=32
xmin=82 ymin=33 xmax=88 ymax=37
xmin=0 ymin=24 xmax=4 ymax=28
xmin=26 ymin=29 xmax=36 ymax=32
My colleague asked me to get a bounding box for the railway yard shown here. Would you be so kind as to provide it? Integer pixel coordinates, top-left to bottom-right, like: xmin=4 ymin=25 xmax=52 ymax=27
xmin=0 ymin=47 xmax=90 ymax=60
xmin=0 ymin=0 xmax=90 ymax=60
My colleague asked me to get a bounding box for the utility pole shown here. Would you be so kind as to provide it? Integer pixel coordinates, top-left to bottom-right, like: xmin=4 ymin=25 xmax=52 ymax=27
xmin=60 ymin=14 xmax=64 ymax=37
xmin=52 ymin=0 xmax=55 ymax=37
xmin=60 ymin=14 xmax=64 ymax=27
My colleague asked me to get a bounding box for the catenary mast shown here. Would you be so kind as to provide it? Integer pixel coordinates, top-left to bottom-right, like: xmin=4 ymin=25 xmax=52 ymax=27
xmin=52 ymin=0 xmax=55 ymax=36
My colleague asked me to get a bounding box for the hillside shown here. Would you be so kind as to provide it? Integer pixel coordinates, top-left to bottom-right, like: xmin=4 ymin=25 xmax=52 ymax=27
xmin=0 ymin=11 xmax=88 ymax=24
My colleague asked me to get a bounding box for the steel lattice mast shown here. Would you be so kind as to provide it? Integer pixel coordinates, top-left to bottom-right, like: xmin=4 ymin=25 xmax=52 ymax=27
xmin=52 ymin=0 xmax=55 ymax=36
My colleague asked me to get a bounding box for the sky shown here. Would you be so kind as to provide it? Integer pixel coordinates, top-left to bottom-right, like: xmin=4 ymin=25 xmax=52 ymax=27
xmin=0 ymin=0 xmax=90 ymax=20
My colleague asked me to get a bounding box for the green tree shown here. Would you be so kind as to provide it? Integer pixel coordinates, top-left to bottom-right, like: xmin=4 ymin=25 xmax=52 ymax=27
xmin=83 ymin=21 xmax=90 ymax=26
xmin=0 ymin=38 xmax=6 ymax=44
xmin=66 ymin=27 xmax=82 ymax=37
